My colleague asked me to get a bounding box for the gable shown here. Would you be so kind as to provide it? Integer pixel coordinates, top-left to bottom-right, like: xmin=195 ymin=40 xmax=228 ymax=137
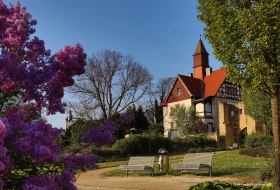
xmin=166 ymin=78 xmax=191 ymax=103
xmin=179 ymin=75 xmax=203 ymax=97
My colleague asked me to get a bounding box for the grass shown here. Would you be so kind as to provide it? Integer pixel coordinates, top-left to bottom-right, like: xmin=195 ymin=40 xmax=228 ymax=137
xmin=212 ymin=150 xmax=273 ymax=178
xmin=101 ymin=150 xmax=273 ymax=181
xmin=97 ymin=160 xmax=128 ymax=168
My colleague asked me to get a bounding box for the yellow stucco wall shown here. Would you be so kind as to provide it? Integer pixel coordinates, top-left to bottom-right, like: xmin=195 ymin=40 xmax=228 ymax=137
xmin=216 ymin=98 xmax=259 ymax=148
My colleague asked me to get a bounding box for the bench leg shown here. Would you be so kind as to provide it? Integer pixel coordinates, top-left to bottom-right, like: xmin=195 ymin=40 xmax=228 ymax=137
xmin=209 ymin=167 xmax=212 ymax=177
xmin=126 ymin=170 xmax=128 ymax=177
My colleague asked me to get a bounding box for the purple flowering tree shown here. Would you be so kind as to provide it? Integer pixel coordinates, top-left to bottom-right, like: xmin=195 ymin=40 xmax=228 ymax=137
xmin=0 ymin=1 xmax=119 ymax=189
xmin=0 ymin=1 xmax=86 ymax=115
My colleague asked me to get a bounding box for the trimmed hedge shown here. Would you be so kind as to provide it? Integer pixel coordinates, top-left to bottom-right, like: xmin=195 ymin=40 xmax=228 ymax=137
xmin=189 ymin=181 xmax=275 ymax=190
xmin=91 ymin=146 xmax=122 ymax=161
xmin=246 ymin=133 xmax=273 ymax=148
xmin=111 ymin=134 xmax=172 ymax=156
xmin=111 ymin=134 xmax=217 ymax=156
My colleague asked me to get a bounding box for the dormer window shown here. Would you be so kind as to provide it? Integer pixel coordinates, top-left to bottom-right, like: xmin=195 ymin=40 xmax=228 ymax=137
xmin=176 ymin=88 xmax=182 ymax=96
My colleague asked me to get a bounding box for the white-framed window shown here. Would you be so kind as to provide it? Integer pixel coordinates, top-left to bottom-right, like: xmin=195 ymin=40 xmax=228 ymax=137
xmin=176 ymin=88 xmax=181 ymax=96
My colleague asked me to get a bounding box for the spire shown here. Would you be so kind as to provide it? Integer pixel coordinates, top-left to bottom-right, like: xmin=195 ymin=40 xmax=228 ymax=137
xmin=69 ymin=110 xmax=73 ymax=121
xmin=193 ymin=39 xmax=209 ymax=56
xmin=193 ymin=39 xmax=210 ymax=80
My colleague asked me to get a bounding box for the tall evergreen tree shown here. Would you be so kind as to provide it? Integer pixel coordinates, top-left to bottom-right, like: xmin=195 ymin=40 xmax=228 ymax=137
xmin=154 ymin=99 xmax=163 ymax=123
xmin=134 ymin=106 xmax=149 ymax=131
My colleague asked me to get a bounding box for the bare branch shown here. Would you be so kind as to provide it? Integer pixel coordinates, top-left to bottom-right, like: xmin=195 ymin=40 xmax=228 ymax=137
xmin=68 ymin=50 xmax=152 ymax=119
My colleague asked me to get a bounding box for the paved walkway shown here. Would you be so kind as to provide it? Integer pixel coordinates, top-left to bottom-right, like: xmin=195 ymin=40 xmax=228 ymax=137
xmin=75 ymin=167 xmax=243 ymax=190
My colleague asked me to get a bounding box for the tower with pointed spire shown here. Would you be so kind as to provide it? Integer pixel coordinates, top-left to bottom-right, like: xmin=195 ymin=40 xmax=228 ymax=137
xmin=66 ymin=110 xmax=74 ymax=129
xmin=193 ymin=39 xmax=209 ymax=80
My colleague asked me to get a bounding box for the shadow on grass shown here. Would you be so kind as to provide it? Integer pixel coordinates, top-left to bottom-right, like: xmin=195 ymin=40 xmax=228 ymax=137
xmin=212 ymin=167 xmax=263 ymax=176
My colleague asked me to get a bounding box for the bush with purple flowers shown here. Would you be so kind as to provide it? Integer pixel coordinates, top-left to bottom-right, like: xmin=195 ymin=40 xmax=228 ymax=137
xmin=0 ymin=1 xmax=117 ymax=189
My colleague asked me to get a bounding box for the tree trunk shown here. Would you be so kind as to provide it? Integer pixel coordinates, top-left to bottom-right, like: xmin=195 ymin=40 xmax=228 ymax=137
xmin=271 ymin=94 xmax=280 ymax=189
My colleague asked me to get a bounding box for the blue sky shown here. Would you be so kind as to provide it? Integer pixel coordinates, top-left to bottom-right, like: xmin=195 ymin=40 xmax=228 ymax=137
xmin=4 ymin=0 xmax=222 ymax=129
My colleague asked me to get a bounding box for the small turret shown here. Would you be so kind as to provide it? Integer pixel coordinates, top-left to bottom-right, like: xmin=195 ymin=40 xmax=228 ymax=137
xmin=193 ymin=38 xmax=210 ymax=80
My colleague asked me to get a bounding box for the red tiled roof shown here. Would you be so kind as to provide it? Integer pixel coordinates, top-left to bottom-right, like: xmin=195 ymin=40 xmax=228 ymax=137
xmin=203 ymin=69 xmax=226 ymax=98
xmin=178 ymin=75 xmax=203 ymax=97
xmin=160 ymin=68 xmax=226 ymax=106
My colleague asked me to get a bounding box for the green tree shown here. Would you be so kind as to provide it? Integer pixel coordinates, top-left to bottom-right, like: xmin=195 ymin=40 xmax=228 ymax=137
xmin=197 ymin=0 xmax=280 ymax=187
xmin=242 ymin=88 xmax=272 ymax=135
xmin=61 ymin=119 xmax=99 ymax=146
xmin=134 ymin=106 xmax=149 ymax=131
xmin=170 ymin=105 xmax=199 ymax=136
xmin=148 ymin=123 xmax=164 ymax=135
xmin=125 ymin=104 xmax=136 ymax=114
xmin=125 ymin=105 xmax=149 ymax=131
xmin=154 ymin=99 xmax=163 ymax=123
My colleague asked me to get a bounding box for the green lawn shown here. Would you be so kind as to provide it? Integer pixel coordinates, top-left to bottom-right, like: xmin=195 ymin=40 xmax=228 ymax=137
xmin=97 ymin=160 xmax=128 ymax=168
xmin=212 ymin=150 xmax=273 ymax=177
xmin=100 ymin=150 xmax=273 ymax=180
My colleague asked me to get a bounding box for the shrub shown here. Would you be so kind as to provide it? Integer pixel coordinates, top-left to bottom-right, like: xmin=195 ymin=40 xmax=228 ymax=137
xmin=91 ymin=147 xmax=122 ymax=162
xmin=239 ymin=147 xmax=273 ymax=158
xmin=187 ymin=148 xmax=197 ymax=153
xmin=246 ymin=133 xmax=273 ymax=148
xmin=112 ymin=134 xmax=173 ymax=156
xmin=203 ymin=147 xmax=217 ymax=152
xmin=112 ymin=135 xmax=217 ymax=156
xmin=187 ymin=136 xmax=217 ymax=148
xmin=148 ymin=123 xmax=164 ymax=135
xmin=189 ymin=181 xmax=275 ymax=190
xmin=259 ymin=161 xmax=275 ymax=182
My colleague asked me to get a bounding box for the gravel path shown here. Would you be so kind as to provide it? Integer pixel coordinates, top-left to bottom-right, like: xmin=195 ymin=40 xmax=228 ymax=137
xmin=75 ymin=167 xmax=244 ymax=190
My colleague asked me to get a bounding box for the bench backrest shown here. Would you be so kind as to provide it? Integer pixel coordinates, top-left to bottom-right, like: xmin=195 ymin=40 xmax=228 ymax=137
xmin=232 ymin=143 xmax=238 ymax=148
xmin=128 ymin=156 xmax=155 ymax=168
xmin=182 ymin=152 xmax=214 ymax=166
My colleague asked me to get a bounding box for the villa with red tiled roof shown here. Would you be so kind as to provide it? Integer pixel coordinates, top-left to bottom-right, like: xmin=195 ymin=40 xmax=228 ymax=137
xmin=161 ymin=39 xmax=263 ymax=148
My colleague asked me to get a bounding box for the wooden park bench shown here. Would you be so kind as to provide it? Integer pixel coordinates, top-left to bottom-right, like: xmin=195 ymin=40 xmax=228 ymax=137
xmin=171 ymin=152 xmax=214 ymax=177
xmin=119 ymin=156 xmax=155 ymax=176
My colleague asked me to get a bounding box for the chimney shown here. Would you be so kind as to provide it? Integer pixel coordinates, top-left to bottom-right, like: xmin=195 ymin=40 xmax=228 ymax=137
xmin=206 ymin=67 xmax=212 ymax=76
xmin=188 ymin=73 xmax=193 ymax=77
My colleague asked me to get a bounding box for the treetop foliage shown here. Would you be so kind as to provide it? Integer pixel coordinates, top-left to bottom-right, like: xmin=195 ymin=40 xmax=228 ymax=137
xmin=197 ymin=0 xmax=280 ymax=93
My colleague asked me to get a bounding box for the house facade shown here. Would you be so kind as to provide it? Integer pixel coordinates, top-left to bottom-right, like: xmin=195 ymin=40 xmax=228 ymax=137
xmin=161 ymin=39 xmax=263 ymax=148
